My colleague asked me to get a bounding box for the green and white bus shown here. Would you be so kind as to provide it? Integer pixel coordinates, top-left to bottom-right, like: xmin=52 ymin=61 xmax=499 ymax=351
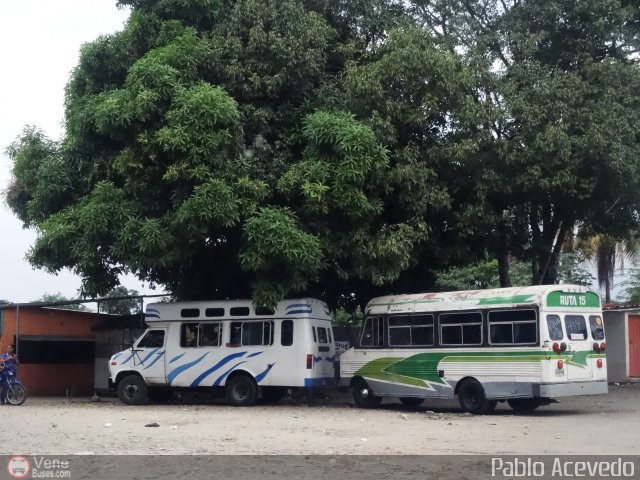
xmin=339 ymin=285 xmax=607 ymax=414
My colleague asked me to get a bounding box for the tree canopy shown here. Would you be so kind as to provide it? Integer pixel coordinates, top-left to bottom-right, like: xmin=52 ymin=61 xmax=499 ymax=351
xmin=6 ymin=0 xmax=640 ymax=306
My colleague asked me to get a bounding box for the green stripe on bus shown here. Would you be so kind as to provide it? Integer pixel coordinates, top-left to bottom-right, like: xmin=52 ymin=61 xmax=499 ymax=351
xmin=355 ymin=350 xmax=605 ymax=388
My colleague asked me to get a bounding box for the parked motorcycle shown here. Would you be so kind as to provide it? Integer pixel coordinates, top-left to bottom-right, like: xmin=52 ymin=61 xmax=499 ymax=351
xmin=0 ymin=364 xmax=26 ymax=406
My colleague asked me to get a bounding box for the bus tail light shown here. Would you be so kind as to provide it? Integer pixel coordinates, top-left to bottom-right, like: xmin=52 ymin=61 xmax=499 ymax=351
xmin=597 ymin=359 xmax=603 ymax=368
xmin=600 ymin=342 xmax=606 ymax=351
xmin=557 ymin=360 xmax=564 ymax=369
xmin=593 ymin=342 xmax=601 ymax=352
xmin=306 ymin=354 xmax=313 ymax=370
xmin=552 ymin=343 xmax=561 ymax=354
xmin=560 ymin=342 xmax=567 ymax=352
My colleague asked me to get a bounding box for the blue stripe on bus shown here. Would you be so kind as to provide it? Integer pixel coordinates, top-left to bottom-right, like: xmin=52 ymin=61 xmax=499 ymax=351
xmin=169 ymin=353 xmax=186 ymax=364
xmin=247 ymin=352 xmax=263 ymax=358
xmin=213 ymin=361 xmax=247 ymax=386
xmin=120 ymin=353 xmax=135 ymax=364
xmin=167 ymin=353 xmax=209 ymax=384
xmin=255 ymin=363 xmax=275 ymax=383
xmin=190 ymin=352 xmax=248 ymax=387
xmin=139 ymin=348 xmax=159 ymax=365
xmin=143 ymin=351 xmax=165 ymax=370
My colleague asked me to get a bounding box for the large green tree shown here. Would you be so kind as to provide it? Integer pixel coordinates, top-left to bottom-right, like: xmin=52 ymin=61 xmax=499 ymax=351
xmin=412 ymin=0 xmax=640 ymax=287
xmin=6 ymin=0 xmax=466 ymax=307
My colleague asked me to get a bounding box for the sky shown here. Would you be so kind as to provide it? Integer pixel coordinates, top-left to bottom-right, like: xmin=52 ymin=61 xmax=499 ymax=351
xmin=0 ymin=0 xmax=163 ymax=303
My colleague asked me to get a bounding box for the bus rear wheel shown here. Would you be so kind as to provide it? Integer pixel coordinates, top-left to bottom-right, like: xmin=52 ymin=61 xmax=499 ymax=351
xmin=458 ymin=378 xmax=493 ymax=415
xmin=225 ymin=375 xmax=258 ymax=406
xmin=399 ymin=397 xmax=424 ymax=407
xmin=352 ymin=378 xmax=382 ymax=409
xmin=507 ymin=398 xmax=542 ymax=412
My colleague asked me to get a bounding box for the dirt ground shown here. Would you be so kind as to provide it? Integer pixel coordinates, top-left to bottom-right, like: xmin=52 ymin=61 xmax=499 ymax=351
xmin=3 ymin=383 xmax=639 ymax=456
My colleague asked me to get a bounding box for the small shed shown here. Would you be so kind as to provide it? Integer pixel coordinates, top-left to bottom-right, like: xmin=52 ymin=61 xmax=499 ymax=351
xmin=0 ymin=305 xmax=115 ymax=395
xmin=602 ymin=305 xmax=640 ymax=383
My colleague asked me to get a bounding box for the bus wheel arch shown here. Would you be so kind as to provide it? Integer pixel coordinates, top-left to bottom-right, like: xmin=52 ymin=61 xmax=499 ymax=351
xmin=225 ymin=371 xmax=258 ymax=406
xmin=351 ymin=376 xmax=382 ymax=409
xmin=116 ymin=372 xmax=149 ymax=405
xmin=456 ymin=377 xmax=494 ymax=415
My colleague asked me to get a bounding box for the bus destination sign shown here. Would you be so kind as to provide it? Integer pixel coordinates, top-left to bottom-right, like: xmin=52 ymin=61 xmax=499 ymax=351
xmin=546 ymin=291 xmax=600 ymax=308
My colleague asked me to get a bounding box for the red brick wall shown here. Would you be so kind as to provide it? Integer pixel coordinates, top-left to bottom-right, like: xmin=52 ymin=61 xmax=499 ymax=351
xmin=0 ymin=307 xmax=105 ymax=396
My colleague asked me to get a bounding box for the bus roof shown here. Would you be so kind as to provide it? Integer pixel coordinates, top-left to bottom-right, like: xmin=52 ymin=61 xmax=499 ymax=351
xmin=145 ymin=297 xmax=331 ymax=322
xmin=366 ymin=285 xmax=601 ymax=315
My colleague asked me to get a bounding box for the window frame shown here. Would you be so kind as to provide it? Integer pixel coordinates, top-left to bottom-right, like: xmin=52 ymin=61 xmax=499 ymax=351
xmin=438 ymin=311 xmax=483 ymax=347
xmin=565 ymin=315 xmax=589 ymax=341
xmin=589 ymin=315 xmax=605 ymax=340
xmin=487 ymin=309 xmax=538 ymax=346
xmin=137 ymin=329 xmax=166 ymax=348
xmin=359 ymin=316 xmax=385 ymax=348
xmin=230 ymin=320 xmax=275 ymax=347
xmin=388 ymin=314 xmax=435 ymax=347
xmin=546 ymin=314 xmax=564 ymax=341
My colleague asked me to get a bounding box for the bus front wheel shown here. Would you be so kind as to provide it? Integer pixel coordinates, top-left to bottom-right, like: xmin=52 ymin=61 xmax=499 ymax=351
xmin=117 ymin=375 xmax=149 ymax=405
xmin=507 ymin=398 xmax=542 ymax=412
xmin=352 ymin=378 xmax=382 ymax=409
xmin=457 ymin=378 xmax=493 ymax=415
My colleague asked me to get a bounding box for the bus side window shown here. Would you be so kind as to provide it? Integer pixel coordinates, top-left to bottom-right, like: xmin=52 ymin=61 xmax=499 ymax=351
xmin=228 ymin=322 xmax=242 ymax=347
xmin=180 ymin=324 xmax=198 ymax=348
xmin=199 ymin=323 xmax=221 ymax=347
xmin=281 ymin=320 xmax=294 ymax=346
xmin=360 ymin=317 xmax=383 ymax=347
xmin=312 ymin=326 xmax=317 ymax=343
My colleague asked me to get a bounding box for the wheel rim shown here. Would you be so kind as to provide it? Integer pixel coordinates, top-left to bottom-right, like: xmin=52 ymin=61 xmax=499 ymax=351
xmin=124 ymin=384 xmax=140 ymax=401
xmin=232 ymin=383 xmax=248 ymax=401
xmin=461 ymin=383 xmax=484 ymax=410
xmin=7 ymin=386 xmax=25 ymax=404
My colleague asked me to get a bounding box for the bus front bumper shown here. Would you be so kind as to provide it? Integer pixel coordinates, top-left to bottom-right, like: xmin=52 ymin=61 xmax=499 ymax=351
xmin=534 ymin=381 xmax=608 ymax=397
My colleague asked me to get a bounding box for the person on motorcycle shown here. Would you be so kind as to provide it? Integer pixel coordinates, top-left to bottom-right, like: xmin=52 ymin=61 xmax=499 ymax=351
xmin=0 ymin=345 xmax=18 ymax=404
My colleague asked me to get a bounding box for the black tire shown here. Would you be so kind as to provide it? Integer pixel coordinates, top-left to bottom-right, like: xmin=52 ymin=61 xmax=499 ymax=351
xmin=458 ymin=378 xmax=492 ymax=415
xmin=261 ymin=387 xmax=285 ymax=403
xmin=399 ymin=397 xmax=425 ymax=407
xmin=149 ymin=387 xmax=173 ymax=404
xmin=117 ymin=375 xmax=149 ymax=405
xmin=352 ymin=378 xmax=382 ymax=409
xmin=508 ymin=398 xmax=542 ymax=412
xmin=225 ymin=375 xmax=258 ymax=406
xmin=6 ymin=384 xmax=27 ymax=406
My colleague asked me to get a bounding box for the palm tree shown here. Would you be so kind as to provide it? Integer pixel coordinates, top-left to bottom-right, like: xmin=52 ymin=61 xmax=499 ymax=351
xmin=576 ymin=233 xmax=640 ymax=303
